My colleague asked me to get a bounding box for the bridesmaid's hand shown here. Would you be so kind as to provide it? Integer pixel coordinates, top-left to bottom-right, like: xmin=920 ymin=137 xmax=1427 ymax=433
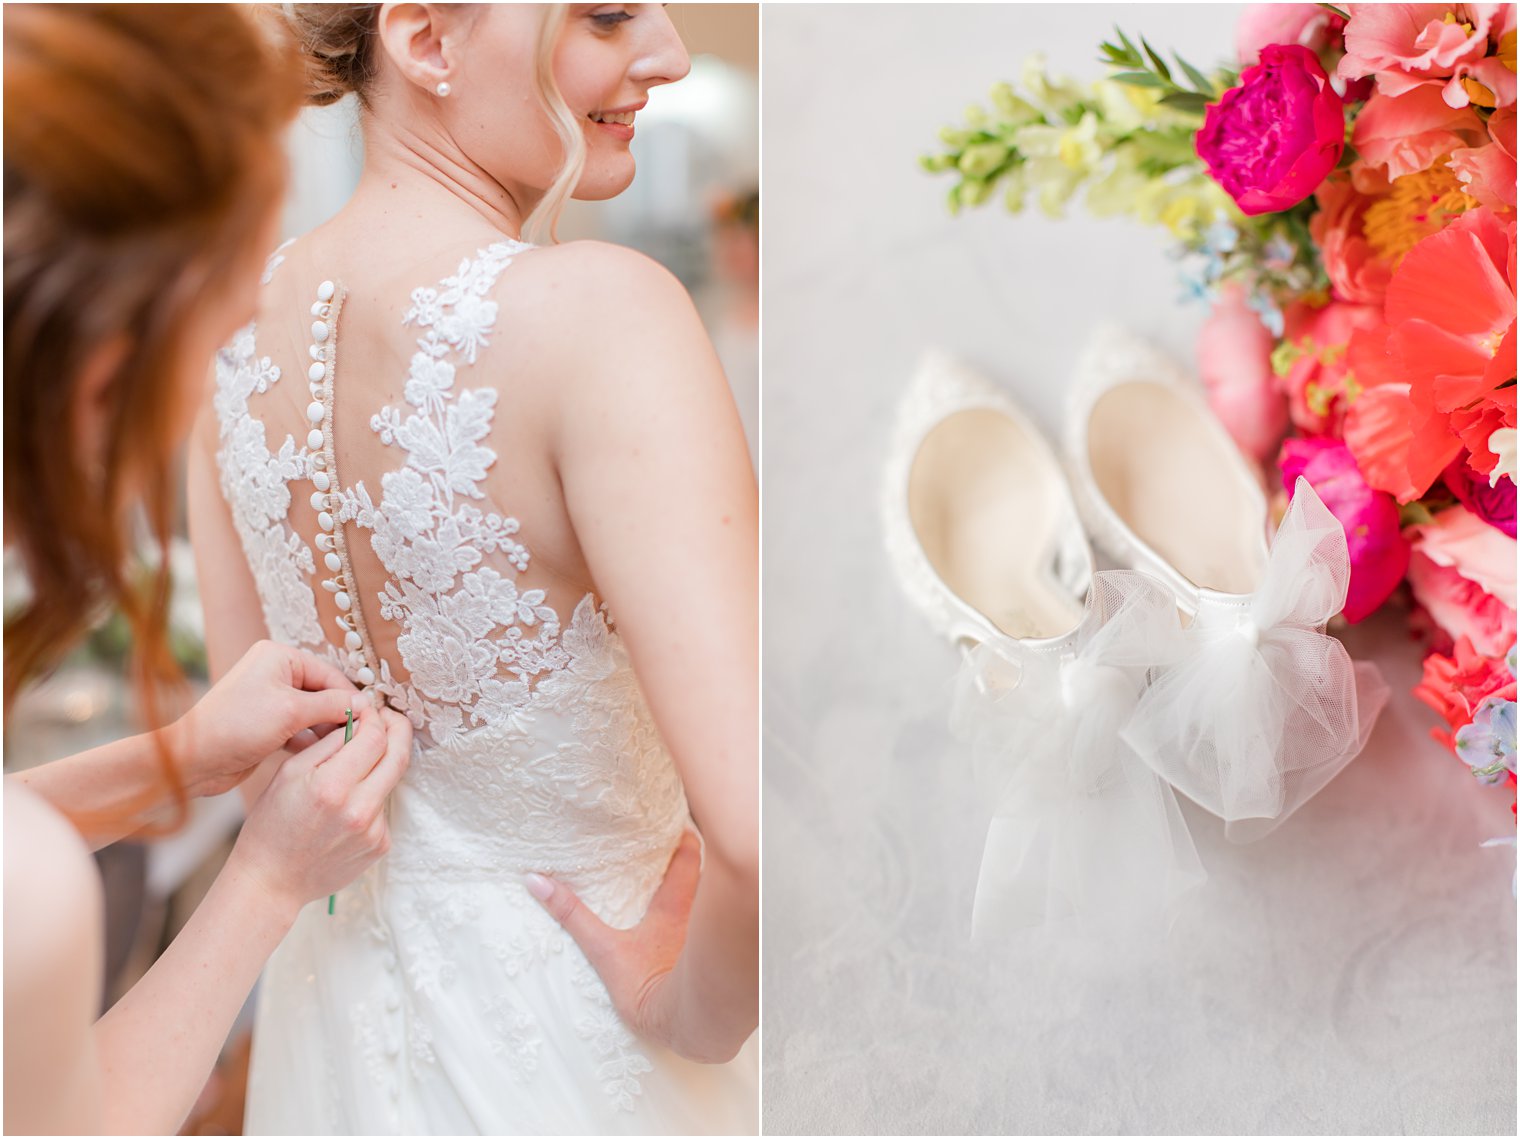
xmin=230 ymin=705 xmax=411 ymax=910
xmin=525 ymin=832 xmax=713 ymax=1060
xmin=169 ymin=641 xmax=360 ymax=798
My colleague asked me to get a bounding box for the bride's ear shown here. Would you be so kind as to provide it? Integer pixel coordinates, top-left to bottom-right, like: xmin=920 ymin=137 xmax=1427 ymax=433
xmin=375 ymin=4 xmax=458 ymax=96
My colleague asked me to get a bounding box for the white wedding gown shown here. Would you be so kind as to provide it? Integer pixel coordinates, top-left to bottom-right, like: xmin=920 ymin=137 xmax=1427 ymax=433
xmin=211 ymin=237 xmax=757 ymax=1134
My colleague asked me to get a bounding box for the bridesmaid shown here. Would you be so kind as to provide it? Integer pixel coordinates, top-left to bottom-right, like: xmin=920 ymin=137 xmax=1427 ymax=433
xmin=4 ymin=7 xmax=410 ymax=1133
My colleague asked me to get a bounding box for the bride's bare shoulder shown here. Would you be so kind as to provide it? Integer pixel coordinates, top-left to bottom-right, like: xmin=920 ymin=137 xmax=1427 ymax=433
xmin=501 ymin=240 xmax=711 ymax=375
xmin=505 ymin=240 xmax=698 ymax=329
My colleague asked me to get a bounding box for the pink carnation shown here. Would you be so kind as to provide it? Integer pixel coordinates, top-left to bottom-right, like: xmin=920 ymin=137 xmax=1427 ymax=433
xmin=1197 ymin=44 xmax=1346 ymax=215
xmin=1196 ymin=284 xmax=1288 ymax=462
xmin=1281 ymin=437 xmax=1411 ymax=622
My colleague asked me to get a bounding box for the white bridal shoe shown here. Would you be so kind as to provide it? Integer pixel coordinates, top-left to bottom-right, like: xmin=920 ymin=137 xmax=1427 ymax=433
xmin=882 ymin=351 xmax=1204 ymax=936
xmin=1065 ymin=326 xmax=1389 ymax=840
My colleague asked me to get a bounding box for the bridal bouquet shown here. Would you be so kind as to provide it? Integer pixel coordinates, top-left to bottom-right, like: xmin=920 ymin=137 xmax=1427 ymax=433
xmin=926 ymin=3 xmax=1518 ymax=806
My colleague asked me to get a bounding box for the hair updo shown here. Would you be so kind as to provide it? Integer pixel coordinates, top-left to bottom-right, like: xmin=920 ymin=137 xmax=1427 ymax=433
xmin=279 ymin=3 xmax=382 ymax=107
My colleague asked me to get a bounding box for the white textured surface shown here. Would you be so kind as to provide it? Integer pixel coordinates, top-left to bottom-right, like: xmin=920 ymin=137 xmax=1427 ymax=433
xmin=759 ymin=4 xmax=1518 ymax=1134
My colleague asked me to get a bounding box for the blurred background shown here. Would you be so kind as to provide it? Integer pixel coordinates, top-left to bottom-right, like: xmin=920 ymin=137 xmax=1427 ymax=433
xmin=2 ymin=6 xmax=756 ymax=1132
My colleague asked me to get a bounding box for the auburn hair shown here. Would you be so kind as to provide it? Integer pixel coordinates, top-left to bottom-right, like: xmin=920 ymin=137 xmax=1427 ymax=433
xmin=4 ymin=5 xmax=302 ymax=821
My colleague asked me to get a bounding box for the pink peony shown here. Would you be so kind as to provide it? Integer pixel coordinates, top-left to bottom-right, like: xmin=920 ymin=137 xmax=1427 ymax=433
xmin=1408 ymin=552 xmax=1518 ymax=657
xmin=1281 ymin=437 xmax=1411 ymax=621
xmin=1236 ymin=4 xmax=1347 ymax=64
xmin=1311 ymin=171 xmax=1396 ymax=305
xmin=1196 ymin=284 xmax=1289 ymax=462
xmin=1197 ymin=44 xmax=1347 ymax=215
xmin=1351 ymin=85 xmax=1487 ymax=181
xmin=1411 ymin=502 xmax=1517 ymax=608
xmin=1279 ymin=299 xmax=1386 ymax=434
xmin=1408 ymin=503 xmax=1518 ymax=656
xmin=1339 ymin=3 xmax=1504 ymax=107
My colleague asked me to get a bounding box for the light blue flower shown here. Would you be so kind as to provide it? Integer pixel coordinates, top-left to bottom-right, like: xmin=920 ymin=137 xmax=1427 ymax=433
xmin=1245 ymin=290 xmax=1284 ymax=337
xmin=1202 ymin=220 xmax=1239 ymax=256
xmin=1176 ymin=257 xmax=1213 ymax=304
xmin=1456 ymin=695 xmax=1517 ymax=785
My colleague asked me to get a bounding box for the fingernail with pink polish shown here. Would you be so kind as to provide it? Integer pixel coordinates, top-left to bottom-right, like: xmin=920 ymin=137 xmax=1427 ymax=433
xmin=523 ymin=873 xmax=553 ymax=902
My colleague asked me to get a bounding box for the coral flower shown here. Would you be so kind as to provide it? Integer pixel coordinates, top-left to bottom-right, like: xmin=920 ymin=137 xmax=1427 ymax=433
xmin=1390 ymin=207 xmax=1516 ymax=469
xmin=1415 ymin=634 xmax=1519 ymax=747
xmin=1312 ymin=171 xmax=1396 ymax=304
xmin=1361 ymin=161 xmax=1477 ymax=261
xmin=1349 ymin=208 xmax=1519 ymax=498
xmin=1351 ymin=85 xmax=1486 ymax=180
xmin=1279 ymin=299 xmax=1386 ymax=433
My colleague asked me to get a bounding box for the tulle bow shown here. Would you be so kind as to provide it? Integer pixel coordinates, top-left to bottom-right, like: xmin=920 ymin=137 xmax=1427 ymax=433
xmin=1122 ymin=477 xmax=1389 ymax=840
xmin=950 ymin=571 xmax=1205 ymax=938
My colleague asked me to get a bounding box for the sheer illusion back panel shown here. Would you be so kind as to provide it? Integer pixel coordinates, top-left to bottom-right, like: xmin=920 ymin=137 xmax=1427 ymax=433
xmin=249 ymin=239 xmax=596 ymax=726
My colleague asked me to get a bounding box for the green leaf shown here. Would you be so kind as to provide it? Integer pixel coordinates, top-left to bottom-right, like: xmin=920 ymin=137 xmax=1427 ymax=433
xmin=1111 ymin=70 xmax=1164 ymax=88
xmin=1141 ymin=37 xmax=1173 ymax=82
xmin=1159 ymin=91 xmax=1211 ymax=113
xmin=1176 ymin=54 xmax=1214 ymax=97
xmin=1115 ymin=26 xmax=1140 ymax=59
xmin=1317 ymin=3 xmax=1350 ymax=19
xmin=1398 ymin=500 xmax=1436 ymax=529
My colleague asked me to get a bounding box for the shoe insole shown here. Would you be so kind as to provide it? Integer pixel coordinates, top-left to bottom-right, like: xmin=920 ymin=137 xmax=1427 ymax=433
xmin=909 ymin=408 xmax=1085 ymax=640
xmin=1088 ymin=382 xmax=1266 ymax=594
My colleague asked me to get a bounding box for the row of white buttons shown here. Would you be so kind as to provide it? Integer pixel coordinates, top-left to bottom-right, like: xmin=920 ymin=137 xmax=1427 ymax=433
xmin=305 ymin=280 xmax=376 ymax=689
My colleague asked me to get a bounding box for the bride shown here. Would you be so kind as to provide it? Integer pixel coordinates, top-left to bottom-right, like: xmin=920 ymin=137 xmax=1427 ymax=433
xmin=187 ymin=3 xmax=758 ymax=1133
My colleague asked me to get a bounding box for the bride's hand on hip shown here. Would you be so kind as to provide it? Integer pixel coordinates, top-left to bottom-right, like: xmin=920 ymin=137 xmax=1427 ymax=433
xmin=230 ymin=705 xmax=411 ymax=910
xmin=170 ymin=640 xmax=361 ymax=797
xmin=526 ymin=831 xmax=708 ymax=1058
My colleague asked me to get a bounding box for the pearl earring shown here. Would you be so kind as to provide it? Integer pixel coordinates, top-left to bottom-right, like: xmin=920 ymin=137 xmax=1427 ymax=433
xmin=435 ymin=80 xmax=452 ymax=97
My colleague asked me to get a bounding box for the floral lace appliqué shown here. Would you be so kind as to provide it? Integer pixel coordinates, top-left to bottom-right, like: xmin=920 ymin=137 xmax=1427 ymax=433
xmin=336 ymin=240 xmax=577 ymax=745
xmin=213 ymin=324 xmax=323 ymax=647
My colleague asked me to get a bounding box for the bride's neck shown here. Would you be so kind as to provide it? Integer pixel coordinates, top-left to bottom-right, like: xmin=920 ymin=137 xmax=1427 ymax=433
xmin=351 ymin=124 xmax=537 ymax=241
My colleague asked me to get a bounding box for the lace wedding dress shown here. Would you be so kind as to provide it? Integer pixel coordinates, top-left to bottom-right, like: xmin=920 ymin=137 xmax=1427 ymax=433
xmin=212 ymin=237 xmax=757 ymax=1134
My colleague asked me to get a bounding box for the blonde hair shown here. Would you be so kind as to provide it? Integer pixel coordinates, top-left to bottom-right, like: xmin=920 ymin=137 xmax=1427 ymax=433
xmin=278 ymin=3 xmax=584 ymax=242
xmin=522 ymin=4 xmax=585 ymax=244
